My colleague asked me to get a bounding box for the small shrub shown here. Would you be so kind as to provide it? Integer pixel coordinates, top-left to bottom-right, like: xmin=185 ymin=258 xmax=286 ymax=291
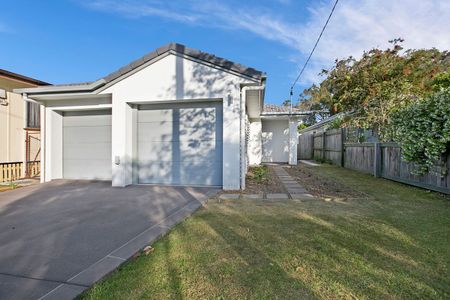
xmin=8 ymin=182 xmax=18 ymax=190
xmin=248 ymin=165 xmax=269 ymax=183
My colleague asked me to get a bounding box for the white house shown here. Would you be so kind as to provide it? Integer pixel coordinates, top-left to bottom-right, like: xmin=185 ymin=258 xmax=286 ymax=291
xmin=16 ymin=43 xmax=302 ymax=190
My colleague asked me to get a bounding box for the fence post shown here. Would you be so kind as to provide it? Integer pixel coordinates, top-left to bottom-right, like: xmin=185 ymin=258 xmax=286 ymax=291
xmin=340 ymin=128 xmax=345 ymax=167
xmin=373 ymin=142 xmax=381 ymax=177
xmin=322 ymin=131 xmax=326 ymax=160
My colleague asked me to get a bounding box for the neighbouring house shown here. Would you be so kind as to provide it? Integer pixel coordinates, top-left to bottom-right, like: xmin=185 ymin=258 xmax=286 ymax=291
xmin=0 ymin=69 xmax=49 ymax=180
xmin=15 ymin=43 xmax=304 ymax=189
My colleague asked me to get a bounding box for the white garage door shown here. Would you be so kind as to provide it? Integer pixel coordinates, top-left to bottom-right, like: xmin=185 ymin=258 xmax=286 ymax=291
xmin=63 ymin=110 xmax=112 ymax=180
xmin=137 ymin=102 xmax=222 ymax=186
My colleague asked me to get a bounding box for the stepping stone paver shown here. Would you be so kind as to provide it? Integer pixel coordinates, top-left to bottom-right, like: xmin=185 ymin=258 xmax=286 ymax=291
xmin=291 ymin=193 xmax=315 ymax=199
xmin=242 ymin=194 xmax=264 ymax=199
xmin=219 ymin=194 xmax=240 ymax=199
xmin=273 ymin=166 xmax=315 ymax=199
xmin=266 ymin=193 xmax=289 ymax=199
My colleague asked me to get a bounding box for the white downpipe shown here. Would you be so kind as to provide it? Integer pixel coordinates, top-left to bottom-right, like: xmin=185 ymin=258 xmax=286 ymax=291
xmin=240 ymin=84 xmax=265 ymax=190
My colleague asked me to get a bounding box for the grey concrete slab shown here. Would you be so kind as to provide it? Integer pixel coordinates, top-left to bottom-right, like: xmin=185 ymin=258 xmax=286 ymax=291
xmin=284 ymin=184 xmax=303 ymax=188
xmin=219 ymin=193 xmax=240 ymax=199
xmin=288 ymin=191 xmax=309 ymax=195
xmin=68 ymin=256 xmax=124 ymax=286
xmin=41 ymin=283 xmax=87 ymax=300
xmin=280 ymin=180 xmax=298 ymax=184
xmin=266 ymin=193 xmax=289 ymax=199
xmin=290 ymin=193 xmax=315 ymax=199
xmin=158 ymin=205 xmax=195 ymax=228
xmin=0 ymin=274 xmax=60 ymax=300
xmin=242 ymin=194 xmax=264 ymax=199
xmin=0 ymin=180 xmax=219 ymax=300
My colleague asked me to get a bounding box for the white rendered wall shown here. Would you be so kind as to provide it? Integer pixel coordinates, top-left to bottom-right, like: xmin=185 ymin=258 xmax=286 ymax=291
xmin=261 ymin=119 xmax=289 ymax=163
xmin=42 ymin=99 xmax=112 ymax=182
xmin=100 ymin=53 xmax=255 ymax=189
xmin=288 ymin=118 xmax=298 ymax=165
xmin=45 ymin=109 xmax=63 ymax=181
xmin=248 ymin=119 xmax=262 ymax=165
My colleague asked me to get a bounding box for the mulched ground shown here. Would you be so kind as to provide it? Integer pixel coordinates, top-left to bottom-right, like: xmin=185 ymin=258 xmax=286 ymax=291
xmin=244 ymin=166 xmax=286 ymax=194
xmin=285 ymin=164 xmax=369 ymax=199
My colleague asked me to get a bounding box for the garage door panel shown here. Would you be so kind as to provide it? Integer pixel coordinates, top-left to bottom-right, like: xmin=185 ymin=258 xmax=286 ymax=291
xmin=138 ymin=141 xmax=223 ymax=162
xmin=64 ymin=159 xmax=111 ymax=180
xmin=138 ymin=161 xmax=222 ymax=185
xmin=63 ymin=112 xmax=112 ymax=127
xmin=63 ymin=126 xmax=112 ymax=143
xmin=64 ymin=142 xmax=111 ymax=160
xmin=63 ymin=110 xmax=112 ymax=180
xmin=137 ymin=122 xmax=221 ymax=142
xmin=138 ymin=105 xmax=221 ymax=123
xmin=137 ymin=102 xmax=222 ymax=186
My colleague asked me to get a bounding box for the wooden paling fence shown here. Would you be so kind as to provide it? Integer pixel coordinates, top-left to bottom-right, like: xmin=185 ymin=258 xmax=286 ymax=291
xmin=0 ymin=161 xmax=40 ymax=182
xmin=298 ymin=128 xmax=450 ymax=194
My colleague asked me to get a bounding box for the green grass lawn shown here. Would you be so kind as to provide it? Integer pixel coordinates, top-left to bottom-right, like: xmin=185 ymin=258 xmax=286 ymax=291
xmin=82 ymin=165 xmax=450 ymax=299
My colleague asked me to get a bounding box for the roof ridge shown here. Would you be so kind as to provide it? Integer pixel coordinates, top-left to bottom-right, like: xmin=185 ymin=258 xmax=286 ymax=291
xmin=103 ymin=42 xmax=265 ymax=84
xmin=15 ymin=43 xmax=265 ymax=94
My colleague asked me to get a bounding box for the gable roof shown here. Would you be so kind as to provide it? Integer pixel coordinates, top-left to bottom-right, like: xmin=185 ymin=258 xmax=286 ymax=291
xmin=263 ymin=104 xmax=304 ymax=113
xmin=15 ymin=43 xmax=265 ymax=95
xmin=0 ymin=69 xmax=50 ymax=86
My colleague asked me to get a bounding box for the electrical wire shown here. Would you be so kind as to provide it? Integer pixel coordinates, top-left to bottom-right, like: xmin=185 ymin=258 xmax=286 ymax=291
xmin=290 ymin=0 xmax=339 ymax=97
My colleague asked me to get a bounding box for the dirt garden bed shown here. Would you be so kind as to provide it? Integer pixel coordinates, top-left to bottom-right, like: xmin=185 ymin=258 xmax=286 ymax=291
xmin=285 ymin=164 xmax=369 ymax=199
xmin=222 ymin=165 xmax=286 ymax=194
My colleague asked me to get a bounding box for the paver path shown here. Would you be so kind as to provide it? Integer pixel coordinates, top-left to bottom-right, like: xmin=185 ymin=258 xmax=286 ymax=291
xmin=273 ymin=166 xmax=314 ymax=199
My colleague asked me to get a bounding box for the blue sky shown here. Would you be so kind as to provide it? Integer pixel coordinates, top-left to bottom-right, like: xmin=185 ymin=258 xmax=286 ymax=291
xmin=1 ymin=0 xmax=449 ymax=104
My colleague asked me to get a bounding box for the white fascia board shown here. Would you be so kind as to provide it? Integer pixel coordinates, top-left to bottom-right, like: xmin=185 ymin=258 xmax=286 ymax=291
xmin=30 ymin=93 xmax=112 ymax=101
xmin=13 ymin=79 xmax=106 ymax=94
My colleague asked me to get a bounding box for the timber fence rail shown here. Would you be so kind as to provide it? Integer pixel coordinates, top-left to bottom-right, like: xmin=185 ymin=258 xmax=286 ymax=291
xmin=0 ymin=161 xmax=40 ymax=182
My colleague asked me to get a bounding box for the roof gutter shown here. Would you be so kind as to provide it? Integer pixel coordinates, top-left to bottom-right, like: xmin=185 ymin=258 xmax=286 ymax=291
xmin=13 ymin=79 xmax=106 ymax=95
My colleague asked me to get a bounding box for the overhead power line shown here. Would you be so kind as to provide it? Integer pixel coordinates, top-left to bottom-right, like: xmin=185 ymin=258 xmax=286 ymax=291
xmin=289 ymin=0 xmax=339 ymax=104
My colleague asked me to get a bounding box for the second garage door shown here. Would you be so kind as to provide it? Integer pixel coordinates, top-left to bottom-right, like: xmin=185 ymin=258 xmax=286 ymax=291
xmin=137 ymin=102 xmax=222 ymax=186
xmin=63 ymin=110 xmax=112 ymax=180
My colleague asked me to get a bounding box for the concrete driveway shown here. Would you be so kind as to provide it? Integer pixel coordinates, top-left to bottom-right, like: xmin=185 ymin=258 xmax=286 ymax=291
xmin=0 ymin=180 xmax=219 ymax=299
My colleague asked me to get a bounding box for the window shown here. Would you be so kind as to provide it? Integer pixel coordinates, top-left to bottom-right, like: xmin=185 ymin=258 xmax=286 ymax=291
xmin=27 ymin=101 xmax=40 ymax=128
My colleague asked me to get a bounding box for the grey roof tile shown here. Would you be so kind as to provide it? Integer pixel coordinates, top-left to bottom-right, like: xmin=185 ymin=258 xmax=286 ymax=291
xmin=19 ymin=43 xmax=265 ymax=94
xmin=263 ymin=104 xmax=303 ymax=113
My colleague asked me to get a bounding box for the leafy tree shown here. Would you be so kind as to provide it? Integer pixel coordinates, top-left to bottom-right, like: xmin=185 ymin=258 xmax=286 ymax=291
xmin=299 ymin=39 xmax=450 ymax=138
xmin=297 ymin=84 xmax=331 ymax=125
xmin=282 ymin=99 xmax=291 ymax=107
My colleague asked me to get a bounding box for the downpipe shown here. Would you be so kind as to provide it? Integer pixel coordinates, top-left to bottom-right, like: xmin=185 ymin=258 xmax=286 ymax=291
xmin=240 ymin=84 xmax=265 ymax=190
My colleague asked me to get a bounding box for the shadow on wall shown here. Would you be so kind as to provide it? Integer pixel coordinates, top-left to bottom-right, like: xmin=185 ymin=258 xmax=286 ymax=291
xmin=136 ymin=54 xmax=231 ymax=186
xmin=261 ymin=120 xmax=289 ymax=163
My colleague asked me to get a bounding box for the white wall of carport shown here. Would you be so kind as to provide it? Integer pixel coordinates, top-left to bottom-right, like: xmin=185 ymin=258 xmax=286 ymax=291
xmin=260 ymin=118 xmax=299 ymax=165
xmin=247 ymin=119 xmax=262 ymax=165
xmin=262 ymin=119 xmax=289 ymax=163
xmin=45 ymin=109 xmax=63 ymax=180
xmin=41 ymin=100 xmax=112 ymax=182
xmin=100 ymin=53 xmax=255 ymax=189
